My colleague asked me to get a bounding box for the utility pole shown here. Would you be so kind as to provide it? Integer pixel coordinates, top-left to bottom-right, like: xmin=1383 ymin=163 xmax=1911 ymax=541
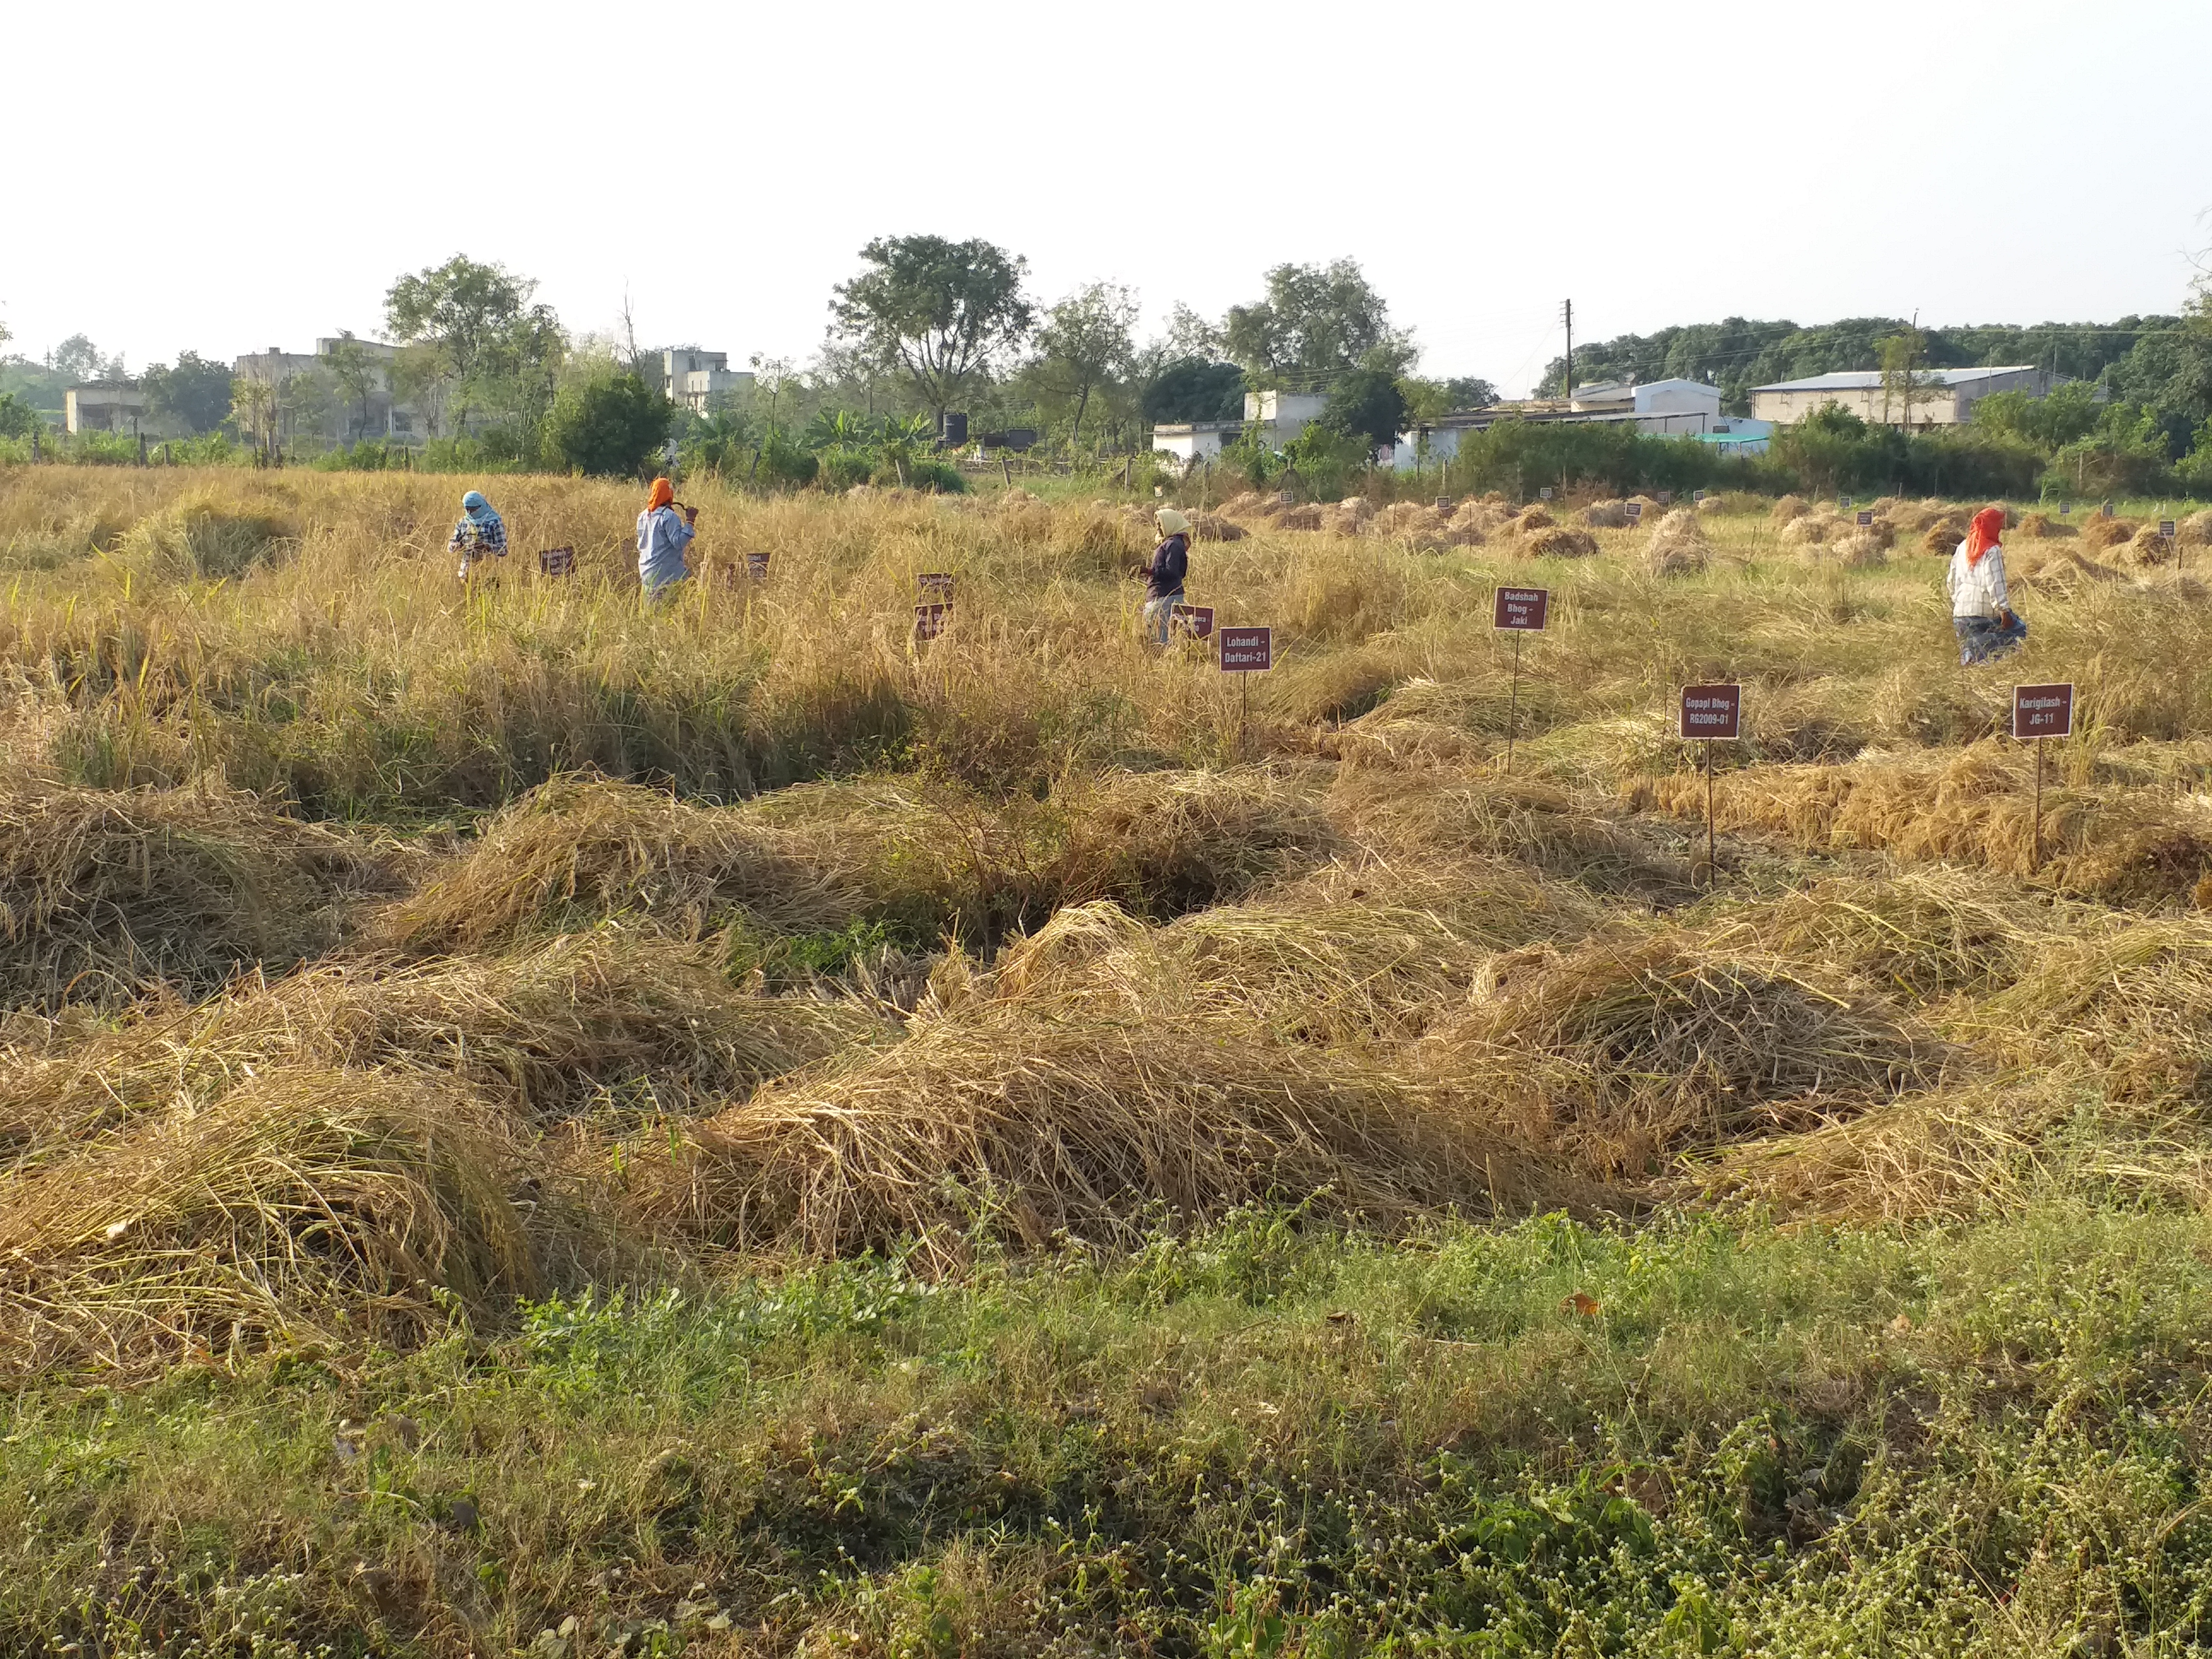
xmin=1561 ymin=299 xmax=1574 ymax=401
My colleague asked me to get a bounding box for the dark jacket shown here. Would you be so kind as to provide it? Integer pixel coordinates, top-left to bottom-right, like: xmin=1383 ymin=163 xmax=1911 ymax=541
xmin=1146 ymin=533 xmax=1189 ymax=600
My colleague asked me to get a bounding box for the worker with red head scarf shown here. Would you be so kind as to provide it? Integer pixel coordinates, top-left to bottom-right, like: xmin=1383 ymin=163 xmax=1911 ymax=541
xmin=637 ymin=477 xmax=697 ymax=602
xmin=1946 ymin=506 xmax=2026 ymax=666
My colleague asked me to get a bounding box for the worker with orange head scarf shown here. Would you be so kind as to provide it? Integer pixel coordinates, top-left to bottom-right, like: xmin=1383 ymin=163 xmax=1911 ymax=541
xmin=1946 ymin=505 xmax=2027 ymax=666
xmin=637 ymin=477 xmax=697 ymax=601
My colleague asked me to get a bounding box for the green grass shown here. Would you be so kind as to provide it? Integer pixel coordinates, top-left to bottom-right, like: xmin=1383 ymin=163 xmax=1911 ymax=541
xmin=11 ymin=1196 xmax=2212 ymax=1656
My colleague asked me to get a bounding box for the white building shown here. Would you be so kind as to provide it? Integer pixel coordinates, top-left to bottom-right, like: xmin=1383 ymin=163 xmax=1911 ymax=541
xmin=1152 ymin=420 xmax=1241 ymax=468
xmin=659 ymin=349 xmax=754 ymax=413
xmin=1243 ymin=389 xmax=1328 ymax=444
xmin=64 ymin=383 xmax=149 ymax=434
xmin=1750 ymin=366 xmax=2050 ymax=427
xmin=1568 ymin=377 xmax=1724 ymax=421
xmin=231 ymin=338 xmax=424 ymax=443
xmin=1391 ymin=380 xmax=1766 ymax=471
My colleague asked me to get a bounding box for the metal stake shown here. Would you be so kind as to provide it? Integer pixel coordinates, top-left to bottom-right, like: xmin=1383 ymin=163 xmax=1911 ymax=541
xmin=1704 ymin=738 xmax=1717 ymax=888
xmin=1503 ymin=631 xmax=1523 ymax=775
xmin=2031 ymin=735 xmax=2045 ymax=873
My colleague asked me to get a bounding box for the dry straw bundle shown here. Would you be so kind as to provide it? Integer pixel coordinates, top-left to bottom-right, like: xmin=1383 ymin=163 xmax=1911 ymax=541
xmin=1525 ymin=527 xmax=1600 ymax=560
xmin=0 ymin=931 xmax=880 ymax=1165
xmin=1642 ymin=508 xmax=1710 ymax=577
xmin=1632 ymin=745 xmax=2212 ymax=904
xmin=0 ymin=1069 xmax=541 ymax=1373
xmin=0 ymin=780 xmax=396 ymax=1007
xmin=2083 ymin=515 xmax=2140 ymax=553
xmin=1417 ymin=932 xmax=1947 ymax=1178
xmin=389 ymin=775 xmax=865 ymax=951
xmin=1770 ymin=495 xmax=1810 ymax=524
xmin=638 ymin=1000 xmax=1570 ymax=1262
xmin=1515 ymin=505 xmax=1557 ymax=532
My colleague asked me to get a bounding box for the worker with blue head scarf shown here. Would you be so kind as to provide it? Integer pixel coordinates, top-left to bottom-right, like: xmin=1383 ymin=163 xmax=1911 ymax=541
xmin=448 ymin=490 xmax=508 ymax=582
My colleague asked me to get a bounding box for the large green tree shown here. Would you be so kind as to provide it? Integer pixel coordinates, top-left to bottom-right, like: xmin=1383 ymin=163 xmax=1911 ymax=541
xmin=141 ymin=350 xmax=235 ymax=434
xmin=1027 ymin=283 xmax=1136 ymax=451
xmin=1318 ymin=366 xmax=1408 ymax=455
xmin=1224 ymin=260 xmax=1412 ymax=388
xmin=830 ymin=235 xmax=1034 ymax=434
xmin=384 ymin=255 xmax=564 ymax=430
xmin=543 ymin=368 xmax=670 ymax=478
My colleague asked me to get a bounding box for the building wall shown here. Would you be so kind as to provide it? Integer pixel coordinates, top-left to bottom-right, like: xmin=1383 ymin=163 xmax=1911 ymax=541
xmin=64 ymin=387 xmax=148 ymax=434
xmin=1633 ymin=381 xmax=1722 ymax=418
xmin=1243 ymin=390 xmax=1328 ymax=444
xmin=1752 ymin=369 xmax=2046 ymax=427
xmin=1153 ymin=425 xmax=1230 ymax=468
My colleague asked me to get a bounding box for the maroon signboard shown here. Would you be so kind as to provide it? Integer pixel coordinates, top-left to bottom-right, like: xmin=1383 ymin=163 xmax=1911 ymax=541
xmin=1692 ymin=489 xmax=1707 ymax=503
xmin=1169 ymin=603 xmax=1215 ymax=640
xmin=1679 ymin=683 xmax=1743 ymax=741
xmin=1539 ymin=487 xmax=1554 ymax=501
xmin=2012 ymin=683 xmax=2075 ymax=740
xmin=1493 ymin=586 xmax=1551 ymax=631
xmin=917 ymin=572 xmax=954 ymax=601
xmin=914 ymin=602 xmax=952 ymax=641
xmin=537 ymin=546 xmax=576 ymax=577
xmin=1856 ymin=509 xmax=1875 ymax=527
xmin=1656 ymin=491 xmax=1673 ymax=506
xmin=2101 ymin=503 xmax=2115 ymax=519
xmin=745 ymin=551 xmax=771 ymax=580
xmin=2161 ymin=519 xmax=2178 ymax=538
xmin=1218 ymin=626 xmax=1273 ymax=672
xmin=2060 ymin=502 xmax=2073 ymax=515
xmin=1624 ymin=501 xmax=1645 ymax=522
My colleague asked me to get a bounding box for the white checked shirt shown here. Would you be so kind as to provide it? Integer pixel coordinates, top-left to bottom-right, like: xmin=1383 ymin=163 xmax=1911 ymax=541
xmin=1946 ymin=542 xmax=2010 ymax=619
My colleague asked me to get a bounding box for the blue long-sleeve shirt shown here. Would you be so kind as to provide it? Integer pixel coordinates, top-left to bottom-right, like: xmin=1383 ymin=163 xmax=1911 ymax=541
xmin=637 ymin=505 xmax=696 ymax=592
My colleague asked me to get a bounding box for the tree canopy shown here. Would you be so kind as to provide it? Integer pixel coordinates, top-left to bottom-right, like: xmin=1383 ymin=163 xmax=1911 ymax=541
xmin=1317 ymin=366 xmax=1408 ymax=454
xmin=543 ymin=367 xmax=671 ymax=478
xmin=1224 ymin=260 xmax=1412 ymax=388
xmin=142 ymin=350 xmax=234 ymax=434
xmin=1026 ymin=284 xmax=1136 ymax=450
xmin=830 ymin=235 xmax=1035 ymax=431
xmin=385 ymin=255 xmax=564 ymax=428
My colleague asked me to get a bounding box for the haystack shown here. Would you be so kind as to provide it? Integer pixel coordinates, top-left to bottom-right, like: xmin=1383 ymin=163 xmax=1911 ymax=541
xmin=387 ymin=776 xmax=863 ymax=952
xmin=1697 ymin=494 xmax=1728 ymax=517
xmin=1921 ymin=523 xmax=1966 ymax=556
xmin=2180 ymin=509 xmax=2212 ymax=547
xmin=1525 ymin=527 xmax=1600 ymax=560
xmin=0 ymin=931 xmax=882 ymax=1163
xmin=0 ymin=781 xmax=396 ymax=1008
xmin=1515 ymin=505 xmax=1557 ymax=532
xmin=1642 ymin=508 xmax=1709 ymax=577
xmin=640 ymin=998 xmax=1573 ymax=1259
xmin=1770 ymin=494 xmax=1810 ymax=524
xmin=2015 ymin=512 xmax=2073 ymax=539
xmin=1782 ymin=515 xmax=1833 ymax=549
xmin=0 ymin=1069 xmax=545 ymax=1372
xmin=1189 ymin=512 xmax=1246 ymax=542
xmin=1276 ymin=504 xmax=1324 ymax=531
xmin=1582 ymin=500 xmax=1630 ymax=529
xmin=2113 ymin=524 xmax=2176 ymax=567
xmin=1336 ymin=497 xmax=1377 ymax=524
xmin=2082 ymin=515 xmax=2139 ymax=553
xmin=1417 ymin=932 xmax=1946 ymax=1178
xmin=1835 ymin=529 xmax=1889 ymax=568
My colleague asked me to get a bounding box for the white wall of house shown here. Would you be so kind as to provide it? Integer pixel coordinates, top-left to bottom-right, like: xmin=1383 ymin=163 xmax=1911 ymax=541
xmin=1153 ymin=423 xmax=1234 ymax=469
xmin=1242 ymin=390 xmax=1328 ymax=445
xmin=1752 ymin=367 xmax=2048 ymax=426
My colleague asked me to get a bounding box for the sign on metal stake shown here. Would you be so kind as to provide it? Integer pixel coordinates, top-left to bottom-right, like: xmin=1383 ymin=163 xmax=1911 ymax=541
xmin=2012 ymin=683 xmax=2074 ymax=873
xmin=1493 ymin=586 xmax=1550 ymax=774
xmin=1678 ymin=684 xmax=1743 ymax=888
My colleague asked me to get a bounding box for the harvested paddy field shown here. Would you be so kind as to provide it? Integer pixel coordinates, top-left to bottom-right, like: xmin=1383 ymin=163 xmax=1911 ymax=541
xmin=8 ymin=469 xmax=2212 ymax=1655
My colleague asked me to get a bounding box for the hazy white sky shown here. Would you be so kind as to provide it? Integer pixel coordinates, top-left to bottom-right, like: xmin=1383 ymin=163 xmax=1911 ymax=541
xmin=5 ymin=0 xmax=2207 ymax=394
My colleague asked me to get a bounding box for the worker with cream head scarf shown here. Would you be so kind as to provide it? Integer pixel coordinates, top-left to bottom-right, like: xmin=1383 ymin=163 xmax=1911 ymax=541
xmin=448 ymin=490 xmax=507 ymax=582
xmin=637 ymin=476 xmax=697 ymax=601
xmin=1141 ymin=507 xmax=1192 ymax=643
xmin=1946 ymin=505 xmax=2027 ymax=665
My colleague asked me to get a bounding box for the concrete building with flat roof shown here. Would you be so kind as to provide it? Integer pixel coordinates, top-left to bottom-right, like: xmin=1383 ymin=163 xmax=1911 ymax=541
xmin=64 ymin=383 xmax=147 ymax=434
xmin=1750 ymin=366 xmax=2051 ymax=427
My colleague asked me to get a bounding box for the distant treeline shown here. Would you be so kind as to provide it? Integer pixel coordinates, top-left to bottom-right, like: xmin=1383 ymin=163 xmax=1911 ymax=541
xmin=1546 ymin=315 xmax=2199 ymax=417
